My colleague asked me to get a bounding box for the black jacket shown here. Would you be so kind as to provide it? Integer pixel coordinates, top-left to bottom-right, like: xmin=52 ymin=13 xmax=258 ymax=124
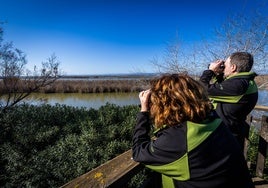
xmin=200 ymin=71 xmax=258 ymax=137
xmin=132 ymin=112 xmax=254 ymax=188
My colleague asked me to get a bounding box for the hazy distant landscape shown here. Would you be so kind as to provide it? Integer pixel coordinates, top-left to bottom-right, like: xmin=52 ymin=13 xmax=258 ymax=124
xmin=58 ymin=73 xmax=157 ymax=81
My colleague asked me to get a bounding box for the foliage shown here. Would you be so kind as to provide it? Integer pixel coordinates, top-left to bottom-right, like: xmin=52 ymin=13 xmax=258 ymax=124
xmin=247 ymin=125 xmax=268 ymax=179
xmin=0 ymin=103 xmax=139 ymax=187
xmin=0 ymin=103 xmax=267 ymax=187
xmin=127 ymin=168 xmax=152 ymax=188
xmin=247 ymin=127 xmax=259 ymax=164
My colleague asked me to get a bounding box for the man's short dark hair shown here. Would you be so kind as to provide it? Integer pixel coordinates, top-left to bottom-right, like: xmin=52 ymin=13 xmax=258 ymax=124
xmin=230 ymin=52 xmax=254 ymax=72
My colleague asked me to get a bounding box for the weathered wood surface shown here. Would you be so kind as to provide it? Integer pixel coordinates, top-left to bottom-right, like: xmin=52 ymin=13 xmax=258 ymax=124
xmin=60 ymin=150 xmax=142 ymax=188
xmin=253 ymin=177 xmax=268 ymax=188
xmin=254 ymin=105 xmax=268 ymax=112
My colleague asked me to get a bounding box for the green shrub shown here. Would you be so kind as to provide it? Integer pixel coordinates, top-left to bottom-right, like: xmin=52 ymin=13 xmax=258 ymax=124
xmin=247 ymin=125 xmax=268 ymax=179
xmin=2 ymin=103 xmax=266 ymax=187
xmin=0 ymin=103 xmax=139 ymax=187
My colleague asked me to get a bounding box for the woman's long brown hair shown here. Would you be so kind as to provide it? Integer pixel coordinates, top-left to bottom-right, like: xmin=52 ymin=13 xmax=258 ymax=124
xmin=149 ymin=73 xmax=212 ymax=129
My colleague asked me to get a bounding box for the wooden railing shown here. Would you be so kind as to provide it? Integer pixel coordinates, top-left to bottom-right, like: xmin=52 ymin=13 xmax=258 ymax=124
xmin=61 ymin=105 xmax=268 ymax=188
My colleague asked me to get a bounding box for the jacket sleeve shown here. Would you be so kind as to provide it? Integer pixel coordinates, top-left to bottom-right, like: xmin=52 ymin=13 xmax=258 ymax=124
xmin=200 ymin=70 xmax=248 ymax=96
xmin=132 ymin=112 xmax=186 ymax=165
xmin=132 ymin=112 xmax=152 ymax=162
xmin=199 ymin=70 xmax=215 ymax=88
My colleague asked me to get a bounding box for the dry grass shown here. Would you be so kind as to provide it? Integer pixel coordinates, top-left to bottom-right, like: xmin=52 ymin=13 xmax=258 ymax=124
xmin=0 ymin=75 xmax=267 ymax=94
xmin=255 ymin=75 xmax=268 ymax=89
xmin=38 ymin=79 xmax=151 ymax=93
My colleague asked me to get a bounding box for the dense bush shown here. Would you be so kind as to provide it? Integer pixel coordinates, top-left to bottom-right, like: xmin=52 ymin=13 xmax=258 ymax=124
xmin=0 ymin=103 xmax=267 ymax=187
xmin=247 ymin=125 xmax=268 ymax=180
xmin=0 ymin=103 xmax=139 ymax=187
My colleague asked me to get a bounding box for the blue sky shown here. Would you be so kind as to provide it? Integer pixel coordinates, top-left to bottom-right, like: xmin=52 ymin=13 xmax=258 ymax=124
xmin=0 ymin=0 xmax=266 ymax=75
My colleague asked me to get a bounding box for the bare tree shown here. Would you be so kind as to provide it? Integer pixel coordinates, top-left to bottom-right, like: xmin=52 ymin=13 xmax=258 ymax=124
xmin=151 ymin=33 xmax=201 ymax=76
xmin=151 ymin=39 xmax=187 ymax=73
xmin=199 ymin=9 xmax=268 ymax=89
xmin=0 ymin=25 xmax=60 ymax=111
xmin=200 ymin=12 xmax=268 ymax=73
xmin=152 ymin=4 xmax=268 ymax=83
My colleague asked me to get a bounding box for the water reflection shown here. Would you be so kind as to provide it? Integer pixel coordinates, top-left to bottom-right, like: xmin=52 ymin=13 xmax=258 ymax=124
xmin=25 ymin=92 xmax=140 ymax=109
xmin=257 ymin=90 xmax=268 ymax=106
xmin=20 ymin=90 xmax=268 ymax=110
xmin=11 ymin=90 xmax=267 ymax=131
xmin=251 ymin=89 xmax=268 ymax=117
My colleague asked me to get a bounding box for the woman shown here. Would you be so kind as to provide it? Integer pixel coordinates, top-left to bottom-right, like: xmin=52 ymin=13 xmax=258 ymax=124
xmin=132 ymin=73 xmax=254 ymax=188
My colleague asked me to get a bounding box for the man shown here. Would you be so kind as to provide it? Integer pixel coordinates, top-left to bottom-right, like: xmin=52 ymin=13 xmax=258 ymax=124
xmin=200 ymin=52 xmax=258 ymax=150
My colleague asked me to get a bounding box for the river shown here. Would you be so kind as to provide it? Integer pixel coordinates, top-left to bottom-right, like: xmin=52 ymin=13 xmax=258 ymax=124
xmin=23 ymin=89 xmax=268 ymax=110
xmin=23 ymin=92 xmax=140 ymax=109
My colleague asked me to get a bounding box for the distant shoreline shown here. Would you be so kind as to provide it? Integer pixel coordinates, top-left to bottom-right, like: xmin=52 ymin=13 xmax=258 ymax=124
xmin=0 ymin=74 xmax=267 ymax=94
xmin=59 ymin=73 xmax=267 ymax=86
xmin=58 ymin=73 xmax=268 ymax=89
xmin=58 ymin=73 xmax=158 ymax=80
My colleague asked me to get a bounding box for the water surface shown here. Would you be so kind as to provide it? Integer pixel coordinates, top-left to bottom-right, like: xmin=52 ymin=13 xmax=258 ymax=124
xmin=25 ymin=92 xmax=140 ymax=109
xmin=24 ymin=90 xmax=268 ymax=110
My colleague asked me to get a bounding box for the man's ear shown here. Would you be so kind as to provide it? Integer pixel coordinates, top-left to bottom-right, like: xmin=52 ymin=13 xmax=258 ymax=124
xmin=231 ymin=64 xmax=237 ymax=72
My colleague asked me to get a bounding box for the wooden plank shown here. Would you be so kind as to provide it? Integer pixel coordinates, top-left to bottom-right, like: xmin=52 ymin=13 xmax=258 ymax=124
xmin=254 ymin=105 xmax=268 ymax=112
xmin=60 ymin=150 xmax=142 ymax=188
xmin=253 ymin=177 xmax=268 ymax=188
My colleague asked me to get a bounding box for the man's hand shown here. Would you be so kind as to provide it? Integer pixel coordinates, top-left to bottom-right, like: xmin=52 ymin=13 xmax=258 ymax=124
xmin=208 ymin=60 xmax=225 ymax=75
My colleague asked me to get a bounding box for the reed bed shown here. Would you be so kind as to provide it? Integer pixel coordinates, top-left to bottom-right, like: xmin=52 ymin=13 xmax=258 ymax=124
xmin=38 ymin=79 xmax=151 ymax=93
xmin=0 ymin=75 xmax=267 ymax=94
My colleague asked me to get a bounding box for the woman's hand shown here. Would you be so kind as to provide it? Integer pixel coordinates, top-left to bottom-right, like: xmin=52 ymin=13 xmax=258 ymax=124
xmin=139 ymin=89 xmax=151 ymax=112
